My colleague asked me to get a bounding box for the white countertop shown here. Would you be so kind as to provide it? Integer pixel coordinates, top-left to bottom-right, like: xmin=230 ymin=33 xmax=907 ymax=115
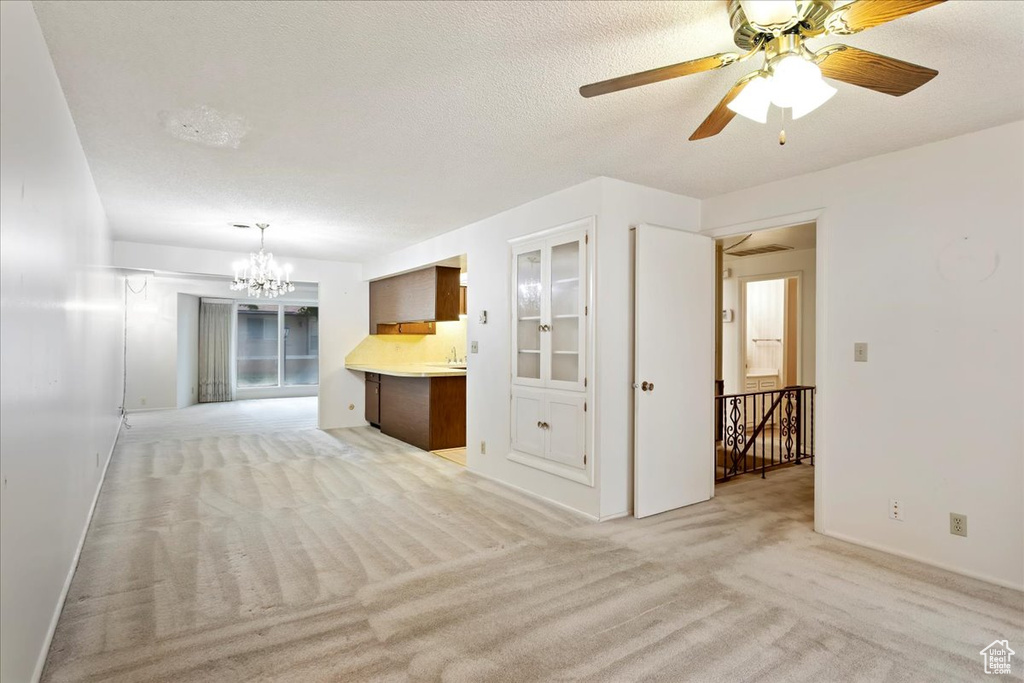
xmin=346 ymin=363 xmax=467 ymax=378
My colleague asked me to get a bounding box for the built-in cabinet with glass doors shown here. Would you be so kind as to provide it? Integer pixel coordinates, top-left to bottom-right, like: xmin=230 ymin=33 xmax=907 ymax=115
xmin=509 ymin=218 xmax=593 ymax=485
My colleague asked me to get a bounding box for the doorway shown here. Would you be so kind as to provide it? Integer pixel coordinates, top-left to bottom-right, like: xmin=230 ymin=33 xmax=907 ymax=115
xmin=714 ymin=222 xmax=817 ymax=491
xmin=740 ymin=274 xmax=800 ymax=394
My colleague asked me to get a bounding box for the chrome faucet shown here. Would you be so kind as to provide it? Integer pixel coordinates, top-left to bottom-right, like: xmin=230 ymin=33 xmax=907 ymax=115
xmin=449 ymin=346 xmax=457 ymax=364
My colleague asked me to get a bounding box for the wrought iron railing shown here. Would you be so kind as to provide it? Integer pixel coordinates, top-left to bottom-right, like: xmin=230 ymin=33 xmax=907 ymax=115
xmin=715 ymin=385 xmax=815 ymax=482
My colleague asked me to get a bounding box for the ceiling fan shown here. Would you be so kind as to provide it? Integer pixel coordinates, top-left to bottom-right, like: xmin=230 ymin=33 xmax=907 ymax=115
xmin=579 ymin=0 xmax=944 ymax=141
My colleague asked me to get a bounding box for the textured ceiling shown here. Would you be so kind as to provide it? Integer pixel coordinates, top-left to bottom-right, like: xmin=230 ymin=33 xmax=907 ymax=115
xmin=33 ymin=1 xmax=1024 ymax=261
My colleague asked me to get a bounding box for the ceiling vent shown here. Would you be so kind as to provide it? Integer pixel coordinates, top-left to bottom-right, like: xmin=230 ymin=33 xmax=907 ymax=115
xmin=726 ymin=244 xmax=794 ymax=258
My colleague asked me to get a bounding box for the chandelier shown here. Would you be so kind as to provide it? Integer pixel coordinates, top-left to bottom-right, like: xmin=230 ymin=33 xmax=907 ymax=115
xmin=230 ymin=223 xmax=295 ymax=298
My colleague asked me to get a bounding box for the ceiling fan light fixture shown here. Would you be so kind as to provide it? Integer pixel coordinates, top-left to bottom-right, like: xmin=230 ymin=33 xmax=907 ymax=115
xmin=727 ymin=75 xmax=773 ymax=123
xmin=790 ymin=78 xmax=837 ymax=119
xmin=739 ymin=0 xmax=799 ymax=29
xmin=769 ymin=55 xmax=822 ymax=108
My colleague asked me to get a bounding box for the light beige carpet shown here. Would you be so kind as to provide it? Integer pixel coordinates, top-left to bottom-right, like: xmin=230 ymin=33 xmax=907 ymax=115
xmin=42 ymin=398 xmax=1023 ymax=682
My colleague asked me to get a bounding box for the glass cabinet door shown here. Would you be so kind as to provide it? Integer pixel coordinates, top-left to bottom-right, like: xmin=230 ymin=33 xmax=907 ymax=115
xmin=548 ymin=236 xmax=585 ymax=389
xmin=514 ymin=248 xmax=543 ymax=383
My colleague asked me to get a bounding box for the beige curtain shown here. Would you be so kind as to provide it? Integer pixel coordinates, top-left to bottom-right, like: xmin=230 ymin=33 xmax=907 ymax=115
xmin=199 ymin=301 xmax=233 ymax=403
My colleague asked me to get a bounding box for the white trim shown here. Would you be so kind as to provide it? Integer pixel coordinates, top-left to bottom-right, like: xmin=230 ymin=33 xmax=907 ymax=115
xmin=703 ymin=210 xmax=827 ymax=533
xmin=702 ymin=208 xmax=825 ymax=239
xmin=599 ymin=510 xmax=630 ymax=521
xmin=822 ymin=530 xmax=1024 ymax=592
xmin=32 ymin=416 xmax=124 ymax=683
xmin=508 ymin=448 xmax=591 ymax=485
xmin=466 ymin=468 xmax=599 ymax=521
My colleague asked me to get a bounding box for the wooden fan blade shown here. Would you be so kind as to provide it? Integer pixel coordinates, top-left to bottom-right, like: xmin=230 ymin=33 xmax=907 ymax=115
xmin=689 ymin=72 xmax=759 ymax=141
xmin=580 ymin=53 xmax=738 ymax=98
xmin=826 ymin=0 xmax=945 ymax=35
xmin=817 ymin=45 xmax=938 ymax=96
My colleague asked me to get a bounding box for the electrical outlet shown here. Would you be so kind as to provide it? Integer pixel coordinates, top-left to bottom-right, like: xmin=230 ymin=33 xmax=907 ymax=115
xmin=480 ymin=440 xmax=487 ymax=455
xmin=140 ymin=397 xmax=147 ymax=406
xmin=889 ymin=498 xmax=903 ymax=521
xmin=950 ymin=513 xmax=967 ymax=537
xmin=854 ymin=342 xmax=868 ymax=362
xmin=95 ymin=452 xmax=99 ymax=468
xmin=192 ymin=385 xmax=195 ymax=396
xmin=471 ymin=341 xmax=479 ymax=354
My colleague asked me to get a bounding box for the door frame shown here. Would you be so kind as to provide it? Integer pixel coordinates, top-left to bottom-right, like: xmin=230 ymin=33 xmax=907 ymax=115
xmin=702 ymin=209 xmax=826 ymax=532
xmin=738 ymin=271 xmax=803 ymax=390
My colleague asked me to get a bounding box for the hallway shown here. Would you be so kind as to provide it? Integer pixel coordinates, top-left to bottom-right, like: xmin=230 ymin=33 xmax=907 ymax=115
xmin=43 ymin=399 xmax=1022 ymax=682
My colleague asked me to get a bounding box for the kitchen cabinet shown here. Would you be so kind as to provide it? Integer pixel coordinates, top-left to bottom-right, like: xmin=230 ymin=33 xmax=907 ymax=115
xmin=369 ymin=266 xmax=461 ymax=334
xmin=508 ymin=217 xmax=593 ymax=485
xmin=379 ymin=374 xmax=466 ymax=451
xmin=365 ymin=372 xmax=380 ymax=426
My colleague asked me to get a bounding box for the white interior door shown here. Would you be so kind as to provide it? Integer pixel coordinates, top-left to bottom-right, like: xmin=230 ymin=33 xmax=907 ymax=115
xmin=634 ymin=224 xmax=715 ymax=518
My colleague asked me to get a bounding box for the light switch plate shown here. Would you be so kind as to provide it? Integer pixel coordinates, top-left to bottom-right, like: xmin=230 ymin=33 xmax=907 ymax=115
xmin=478 ymin=310 xmax=487 ymax=324
xmin=471 ymin=341 xmax=479 ymax=354
xmin=854 ymin=342 xmax=868 ymax=362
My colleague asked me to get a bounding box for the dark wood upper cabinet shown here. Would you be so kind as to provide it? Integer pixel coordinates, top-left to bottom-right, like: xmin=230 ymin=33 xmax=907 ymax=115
xmin=369 ymin=266 xmax=461 ymax=334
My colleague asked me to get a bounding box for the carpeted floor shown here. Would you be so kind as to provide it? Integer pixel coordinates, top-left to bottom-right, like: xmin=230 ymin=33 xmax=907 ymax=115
xmin=42 ymin=398 xmax=1023 ymax=682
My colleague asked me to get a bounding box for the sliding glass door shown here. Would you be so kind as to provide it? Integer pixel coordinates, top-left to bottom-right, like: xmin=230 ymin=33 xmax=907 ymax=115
xmin=283 ymin=305 xmax=318 ymax=386
xmin=235 ymin=303 xmax=318 ymax=390
xmin=237 ymin=304 xmax=279 ymax=387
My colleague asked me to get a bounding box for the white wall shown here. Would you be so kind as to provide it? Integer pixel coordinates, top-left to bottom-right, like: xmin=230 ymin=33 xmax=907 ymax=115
xmin=702 ymin=121 xmax=1024 ymax=589
xmin=363 ymin=177 xmax=701 ymax=519
xmin=597 ymin=178 xmax=702 ymax=518
xmin=113 ymin=242 xmax=367 ymax=429
xmin=0 ymin=3 xmax=124 ymax=680
xmin=722 ymin=248 xmax=816 ymax=394
xmin=176 ymin=294 xmax=200 ymax=408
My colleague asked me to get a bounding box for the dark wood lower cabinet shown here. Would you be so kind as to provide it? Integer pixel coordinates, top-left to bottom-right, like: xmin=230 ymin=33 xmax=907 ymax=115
xmin=379 ymin=375 xmax=466 ymax=451
xmin=365 ymin=374 xmax=380 ymax=426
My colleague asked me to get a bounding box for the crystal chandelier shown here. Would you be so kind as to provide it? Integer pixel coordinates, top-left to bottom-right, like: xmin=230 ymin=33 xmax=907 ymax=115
xmin=230 ymin=223 xmax=295 ymax=298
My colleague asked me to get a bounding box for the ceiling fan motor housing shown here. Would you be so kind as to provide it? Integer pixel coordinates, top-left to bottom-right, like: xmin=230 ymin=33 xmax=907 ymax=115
xmin=729 ymin=0 xmax=835 ymax=49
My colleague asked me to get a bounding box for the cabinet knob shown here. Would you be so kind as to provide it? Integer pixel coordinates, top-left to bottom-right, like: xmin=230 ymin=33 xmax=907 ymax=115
xmin=536 ymin=421 xmax=550 ymax=429
xmin=641 ymin=381 xmax=654 ymax=392
xmin=538 ymin=323 xmax=551 ymax=332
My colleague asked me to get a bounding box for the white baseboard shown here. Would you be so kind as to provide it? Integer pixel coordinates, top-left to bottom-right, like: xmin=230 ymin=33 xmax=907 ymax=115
xmin=466 ymin=468 xmax=600 ymax=522
xmin=31 ymin=416 xmax=123 ymax=683
xmin=599 ymin=510 xmax=631 ymax=521
xmin=821 ymin=529 xmax=1024 ymax=592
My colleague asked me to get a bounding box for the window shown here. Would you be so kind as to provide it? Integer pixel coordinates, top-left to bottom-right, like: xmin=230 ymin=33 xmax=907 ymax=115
xmin=236 ymin=303 xmax=318 ymax=389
